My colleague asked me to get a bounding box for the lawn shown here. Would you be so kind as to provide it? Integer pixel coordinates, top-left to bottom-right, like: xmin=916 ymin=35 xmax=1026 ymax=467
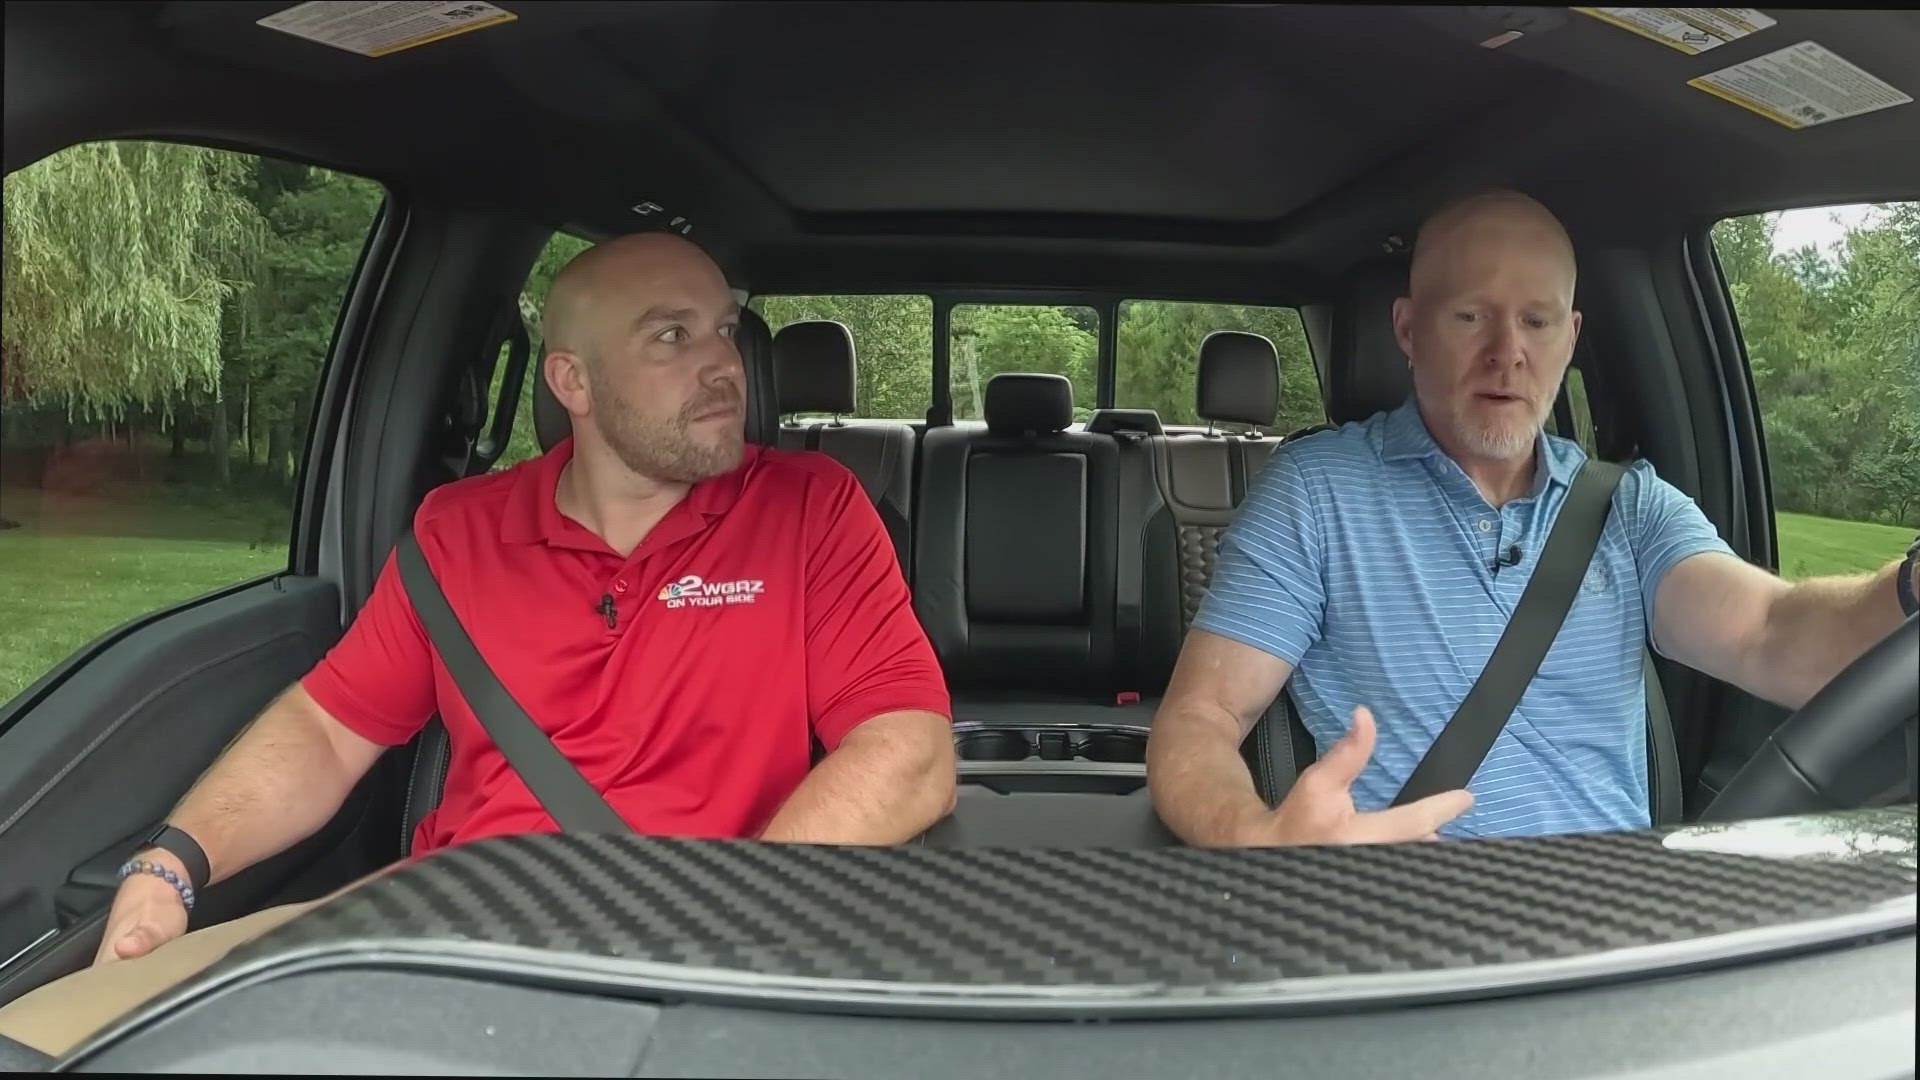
xmin=1774 ymin=511 xmax=1914 ymax=581
xmin=0 ymin=480 xmax=289 ymax=704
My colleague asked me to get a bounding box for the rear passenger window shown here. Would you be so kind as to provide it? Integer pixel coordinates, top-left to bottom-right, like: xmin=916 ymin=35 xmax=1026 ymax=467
xmin=1550 ymin=368 xmax=1598 ymax=455
xmin=752 ymin=294 xmax=933 ymax=420
xmin=0 ymin=140 xmax=384 ymax=704
xmin=950 ymin=304 xmax=1099 ymax=423
xmin=489 ymin=230 xmax=594 ymax=472
xmin=1115 ymin=301 xmax=1323 ymax=430
xmin=1713 ymin=201 xmax=1918 ymax=579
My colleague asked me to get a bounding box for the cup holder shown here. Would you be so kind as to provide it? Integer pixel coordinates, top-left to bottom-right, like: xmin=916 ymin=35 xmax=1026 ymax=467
xmin=956 ymin=730 xmax=1031 ymax=761
xmin=955 ymin=728 xmax=1148 ymax=764
xmin=1077 ymin=731 xmax=1148 ymax=763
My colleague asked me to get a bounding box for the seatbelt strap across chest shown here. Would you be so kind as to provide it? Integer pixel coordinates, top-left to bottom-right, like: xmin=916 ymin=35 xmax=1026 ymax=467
xmin=1392 ymin=459 xmax=1626 ymax=806
xmin=396 ymin=532 xmax=630 ymax=834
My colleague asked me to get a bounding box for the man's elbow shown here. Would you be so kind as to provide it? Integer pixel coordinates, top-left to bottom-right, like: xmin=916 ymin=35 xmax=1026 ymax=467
xmin=910 ymin=726 xmax=959 ymax=820
xmin=848 ymin=711 xmax=957 ymax=823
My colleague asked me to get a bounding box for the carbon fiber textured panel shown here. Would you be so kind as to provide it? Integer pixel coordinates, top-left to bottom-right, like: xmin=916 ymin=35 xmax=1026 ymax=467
xmin=204 ymin=807 xmax=1914 ymax=992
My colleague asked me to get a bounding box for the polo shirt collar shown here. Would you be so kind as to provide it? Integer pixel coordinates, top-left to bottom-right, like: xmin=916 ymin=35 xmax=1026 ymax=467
xmin=500 ymin=437 xmax=761 ymax=548
xmin=1381 ymin=397 xmax=1574 ymax=500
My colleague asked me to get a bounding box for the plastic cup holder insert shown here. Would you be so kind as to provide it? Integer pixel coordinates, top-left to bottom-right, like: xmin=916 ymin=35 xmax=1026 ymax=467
xmin=1077 ymin=731 xmax=1148 ymax=763
xmin=956 ymin=730 xmax=1031 ymax=761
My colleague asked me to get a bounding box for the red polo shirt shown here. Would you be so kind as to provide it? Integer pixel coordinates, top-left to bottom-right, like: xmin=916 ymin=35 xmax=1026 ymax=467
xmin=300 ymin=439 xmax=950 ymax=856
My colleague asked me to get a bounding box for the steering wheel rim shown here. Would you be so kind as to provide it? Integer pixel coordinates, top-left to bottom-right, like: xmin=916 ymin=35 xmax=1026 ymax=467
xmin=1700 ymin=613 xmax=1919 ymax=822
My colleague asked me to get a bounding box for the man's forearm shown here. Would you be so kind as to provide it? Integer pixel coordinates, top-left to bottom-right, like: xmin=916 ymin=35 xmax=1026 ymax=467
xmin=1754 ymin=557 xmax=1913 ymax=708
xmin=152 ymin=685 xmax=377 ymax=885
xmin=1146 ymin=701 xmax=1269 ymax=847
xmin=757 ymin=710 xmax=955 ymax=845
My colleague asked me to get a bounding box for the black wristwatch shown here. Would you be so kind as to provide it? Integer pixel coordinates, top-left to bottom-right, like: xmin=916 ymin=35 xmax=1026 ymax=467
xmin=136 ymin=823 xmax=211 ymax=894
xmin=1898 ymin=535 xmax=1920 ymax=619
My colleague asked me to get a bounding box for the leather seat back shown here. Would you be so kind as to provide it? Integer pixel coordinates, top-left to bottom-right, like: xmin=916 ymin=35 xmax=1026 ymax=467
xmin=913 ymin=373 xmax=1118 ymax=692
xmin=770 ymin=319 xmax=915 ymax=570
xmin=1149 ymin=330 xmax=1283 ymax=634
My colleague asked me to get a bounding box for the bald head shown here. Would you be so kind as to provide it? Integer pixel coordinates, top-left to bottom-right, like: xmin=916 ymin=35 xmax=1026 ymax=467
xmin=538 ymin=231 xmax=746 ymax=486
xmin=542 ymin=232 xmax=728 ymax=363
xmin=1409 ymin=189 xmax=1577 ymax=307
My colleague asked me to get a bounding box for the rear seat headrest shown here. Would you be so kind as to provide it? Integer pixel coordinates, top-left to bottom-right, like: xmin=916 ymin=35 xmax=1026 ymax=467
xmin=772 ymin=320 xmax=857 ymax=416
xmin=1328 ymin=260 xmax=1413 ymax=425
xmin=530 ymin=306 xmax=779 ymax=454
xmin=1197 ymin=331 xmax=1279 ymax=428
xmin=984 ymin=372 xmax=1073 ymax=435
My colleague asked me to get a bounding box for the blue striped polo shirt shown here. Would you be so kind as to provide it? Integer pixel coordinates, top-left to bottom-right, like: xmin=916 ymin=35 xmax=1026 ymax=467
xmin=1192 ymin=398 xmax=1733 ymax=837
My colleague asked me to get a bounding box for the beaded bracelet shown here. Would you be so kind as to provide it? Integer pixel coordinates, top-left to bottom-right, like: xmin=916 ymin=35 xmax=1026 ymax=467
xmin=118 ymin=859 xmax=196 ymax=912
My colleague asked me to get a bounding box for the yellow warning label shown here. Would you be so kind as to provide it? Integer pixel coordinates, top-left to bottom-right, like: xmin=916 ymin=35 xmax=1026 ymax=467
xmin=1688 ymin=41 xmax=1914 ymax=130
xmin=1574 ymin=8 xmax=1776 ymax=56
xmin=258 ymin=1 xmax=516 ymax=58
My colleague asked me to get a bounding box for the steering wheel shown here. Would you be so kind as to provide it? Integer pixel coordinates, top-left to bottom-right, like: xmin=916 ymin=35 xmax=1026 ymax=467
xmin=1699 ymin=613 xmax=1918 ymax=822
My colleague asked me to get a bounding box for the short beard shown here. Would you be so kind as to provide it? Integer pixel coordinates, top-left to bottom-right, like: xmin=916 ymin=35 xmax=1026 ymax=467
xmin=1455 ymin=400 xmax=1549 ymax=462
xmin=1457 ymin=419 xmax=1538 ymax=461
xmin=589 ymin=376 xmax=744 ymax=485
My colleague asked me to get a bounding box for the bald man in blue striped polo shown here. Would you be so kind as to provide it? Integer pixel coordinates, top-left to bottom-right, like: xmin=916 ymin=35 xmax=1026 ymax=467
xmin=1147 ymin=189 xmax=1919 ymax=845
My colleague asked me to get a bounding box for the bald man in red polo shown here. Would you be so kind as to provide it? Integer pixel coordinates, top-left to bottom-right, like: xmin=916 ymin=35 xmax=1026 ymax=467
xmin=0 ymin=233 xmax=955 ymax=1058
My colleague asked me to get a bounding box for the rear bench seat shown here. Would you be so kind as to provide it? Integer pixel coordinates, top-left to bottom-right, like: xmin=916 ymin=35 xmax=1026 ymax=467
xmin=770 ymin=319 xmax=915 ymax=570
xmin=913 ymin=373 xmax=1135 ymax=724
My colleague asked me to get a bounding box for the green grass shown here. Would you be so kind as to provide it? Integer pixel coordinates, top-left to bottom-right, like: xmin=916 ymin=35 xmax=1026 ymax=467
xmin=0 ymin=480 xmax=289 ymax=703
xmin=1773 ymin=511 xmax=1913 ymax=581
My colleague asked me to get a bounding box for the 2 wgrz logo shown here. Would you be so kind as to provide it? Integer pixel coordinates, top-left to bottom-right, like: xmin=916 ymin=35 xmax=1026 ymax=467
xmin=657 ymin=574 xmax=765 ymax=609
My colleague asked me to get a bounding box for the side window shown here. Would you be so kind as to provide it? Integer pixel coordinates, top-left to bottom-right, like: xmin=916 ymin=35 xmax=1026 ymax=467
xmin=751 ymin=294 xmax=933 ymax=420
xmin=0 ymin=140 xmax=383 ymax=704
xmin=1713 ymin=201 xmax=1918 ymax=579
xmin=950 ymin=304 xmax=1098 ymax=423
xmin=1550 ymin=367 xmax=1598 ymax=456
xmin=1115 ymin=301 xmax=1323 ymax=430
xmin=489 ymin=230 xmax=594 ymax=472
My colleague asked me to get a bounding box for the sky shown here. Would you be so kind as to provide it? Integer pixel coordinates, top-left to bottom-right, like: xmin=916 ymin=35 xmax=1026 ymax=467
xmin=1769 ymin=203 xmax=1882 ymax=259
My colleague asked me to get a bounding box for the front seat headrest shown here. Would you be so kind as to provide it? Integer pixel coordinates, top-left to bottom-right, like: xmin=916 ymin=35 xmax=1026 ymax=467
xmin=1328 ymin=260 xmax=1413 ymax=425
xmin=772 ymin=320 xmax=857 ymax=416
xmin=528 ymin=306 xmax=780 ymax=454
xmin=984 ymin=372 xmax=1073 ymax=435
xmin=1197 ymin=330 xmax=1279 ymax=428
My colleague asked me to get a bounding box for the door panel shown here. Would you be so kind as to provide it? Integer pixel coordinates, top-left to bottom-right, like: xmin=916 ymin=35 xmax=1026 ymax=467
xmin=0 ymin=574 xmax=344 ymax=995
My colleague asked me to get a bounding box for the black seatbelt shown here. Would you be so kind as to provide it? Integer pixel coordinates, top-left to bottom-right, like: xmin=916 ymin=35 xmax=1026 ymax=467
xmin=1111 ymin=429 xmax=1151 ymax=700
xmin=1393 ymin=460 xmax=1626 ymax=806
xmin=396 ymin=532 xmax=630 ymax=834
xmin=1643 ymin=649 xmax=1683 ymax=825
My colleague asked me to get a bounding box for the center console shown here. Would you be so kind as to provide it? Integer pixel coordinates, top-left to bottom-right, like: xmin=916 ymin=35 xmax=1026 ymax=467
xmin=924 ymin=720 xmax=1174 ymax=848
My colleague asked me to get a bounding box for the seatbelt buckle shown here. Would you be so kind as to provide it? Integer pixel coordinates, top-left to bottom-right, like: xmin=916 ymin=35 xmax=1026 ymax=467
xmin=1113 ymin=691 xmax=1141 ymax=706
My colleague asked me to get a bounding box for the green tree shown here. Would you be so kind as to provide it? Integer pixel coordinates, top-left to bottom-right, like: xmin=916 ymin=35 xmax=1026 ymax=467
xmin=950 ymin=304 xmax=1096 ymax=421
xmin=2 ymin=141 xmax=264 ymax=419
xmin=1715 ymin=202 xmax=1920 ymax=528
xmin=1115 ymin=300 xmax=1322 ymax=430
xmin=756 ymin=294 xmax=933 ymax=419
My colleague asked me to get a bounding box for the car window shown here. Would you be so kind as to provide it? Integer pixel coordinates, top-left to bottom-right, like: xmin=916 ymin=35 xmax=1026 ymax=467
xmin=1550 ymin=367 xmax=1598 ymax=455
xmin=950 ymin=304 xmax=1098 ymax=423
xmin=0 ymin=140 xmax=385 ymax=704
xmin=751 ymin=294 xmax=934 ymax=421
xmin=489 ymin=230 xmax=594 ymax=472
xmin=1713 ymin=201 xmax=1918 ymax=580
xmin=1115 ymin=300 xmax=1324 ymax=431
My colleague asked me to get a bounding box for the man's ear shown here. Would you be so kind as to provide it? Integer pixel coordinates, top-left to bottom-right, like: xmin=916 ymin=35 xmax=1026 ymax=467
xmin=1570 ymin=308 xmax=1583 ymax=345
xmin=1391 ymin=296 xmax=1417 ymax=367
xmin=545 ymin=352 xmax=592 ymax=418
